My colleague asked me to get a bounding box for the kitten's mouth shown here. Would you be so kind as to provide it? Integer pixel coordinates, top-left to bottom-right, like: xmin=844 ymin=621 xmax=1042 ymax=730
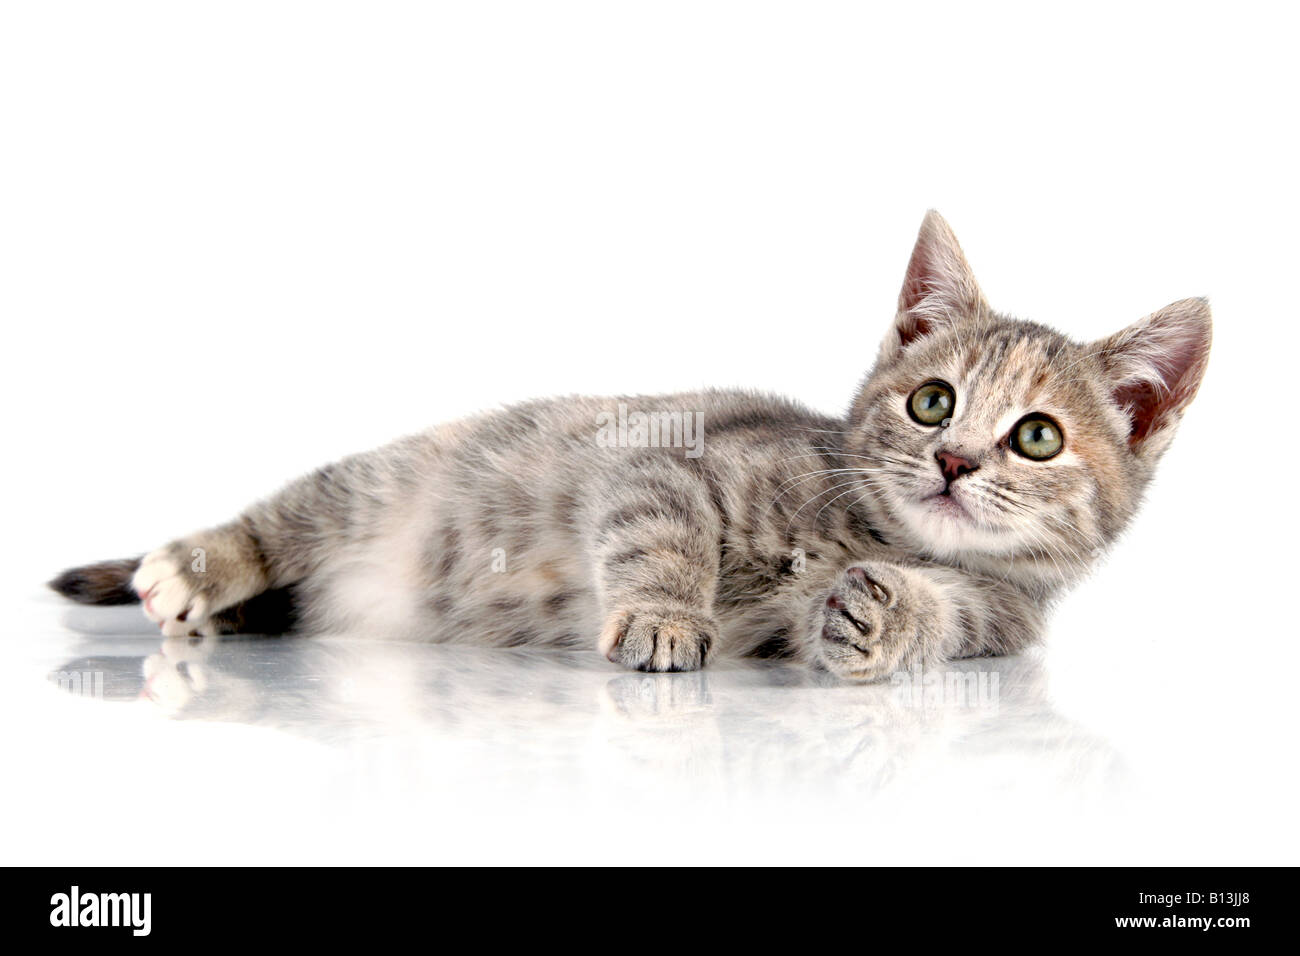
xmin=921 ymin=489 xmax=971 ymax=520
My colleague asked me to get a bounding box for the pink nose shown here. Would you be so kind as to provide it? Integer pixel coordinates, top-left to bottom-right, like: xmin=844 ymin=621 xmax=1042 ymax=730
xmin=936 ymin=450 xmax=978 ymax=484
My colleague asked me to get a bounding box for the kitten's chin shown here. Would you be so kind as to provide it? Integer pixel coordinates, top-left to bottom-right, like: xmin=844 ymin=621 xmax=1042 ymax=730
xmin=895 ymin=493 xmax=1021 ymax=559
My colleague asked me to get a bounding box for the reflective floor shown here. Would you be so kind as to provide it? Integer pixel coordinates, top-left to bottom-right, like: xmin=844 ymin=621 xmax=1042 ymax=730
xmin=5 ymin=591 xmax=1295 ymax=865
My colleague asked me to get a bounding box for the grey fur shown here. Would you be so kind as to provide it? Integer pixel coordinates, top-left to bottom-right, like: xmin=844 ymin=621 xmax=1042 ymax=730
xmin=52 ymin=212 xmax=1211 ymax=681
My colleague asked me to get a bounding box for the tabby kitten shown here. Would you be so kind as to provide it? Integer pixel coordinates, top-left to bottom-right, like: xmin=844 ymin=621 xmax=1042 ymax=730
xmin=51 ymin=212 xmax=1211 ymax=681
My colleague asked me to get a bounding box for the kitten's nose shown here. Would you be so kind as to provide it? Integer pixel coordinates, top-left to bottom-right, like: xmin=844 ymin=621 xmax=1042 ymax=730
xmin=936 ymin=449 xmax=979 ymax=484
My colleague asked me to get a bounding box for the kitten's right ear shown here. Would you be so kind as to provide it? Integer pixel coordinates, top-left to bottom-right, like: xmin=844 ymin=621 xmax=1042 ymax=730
xmin=879 ymin=210 xmax=989 ymax=363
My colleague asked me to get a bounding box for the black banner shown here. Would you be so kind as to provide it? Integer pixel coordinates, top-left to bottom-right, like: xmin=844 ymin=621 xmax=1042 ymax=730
xmin=8 ymin=867 xmax=1288 ymax=943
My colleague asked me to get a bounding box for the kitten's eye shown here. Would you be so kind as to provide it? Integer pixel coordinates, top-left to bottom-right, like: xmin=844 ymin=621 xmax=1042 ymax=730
xmin=1011 ymin=415 xmax=1064 ymax=460
xmin=908 ymin=381 xmax=955 ymax=426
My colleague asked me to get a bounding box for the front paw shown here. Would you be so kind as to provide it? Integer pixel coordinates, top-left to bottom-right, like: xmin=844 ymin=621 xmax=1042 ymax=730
xmin=600 ymin=606 xmax=716 ymax=672
xmin=812 ymin=564 xmax=916 ymax=682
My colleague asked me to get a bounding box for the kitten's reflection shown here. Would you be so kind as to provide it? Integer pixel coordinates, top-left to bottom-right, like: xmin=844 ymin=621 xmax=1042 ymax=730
xmin=50 ymin=628 xmax=1122 ymax=801
xmin=595 ymin=656 xmax=1118 ymax=800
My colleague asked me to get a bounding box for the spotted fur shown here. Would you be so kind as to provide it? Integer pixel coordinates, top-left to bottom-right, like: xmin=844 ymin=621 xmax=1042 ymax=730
xmin=50 ymin=212 xmax=1211 ymax=681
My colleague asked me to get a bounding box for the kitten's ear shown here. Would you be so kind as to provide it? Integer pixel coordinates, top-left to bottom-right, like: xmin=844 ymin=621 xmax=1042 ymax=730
xmin=881 ymin=210 xmax=989 ymax=361
xmin=1098 ymin=298 xmax=1212 ymax=458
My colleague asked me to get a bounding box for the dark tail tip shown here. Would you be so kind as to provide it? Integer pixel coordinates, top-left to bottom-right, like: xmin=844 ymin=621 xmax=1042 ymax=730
xmin=48 ymin=557 xmax=143 ymax=605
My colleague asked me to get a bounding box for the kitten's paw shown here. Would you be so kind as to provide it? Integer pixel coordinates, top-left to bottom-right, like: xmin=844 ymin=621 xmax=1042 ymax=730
xmin=812 ymin=564 xmax=916 ymax=682
xmin=599 ymin=606 xmax=716 ymax=672
xmin=132 ymin=545 xmax=217 ymax=638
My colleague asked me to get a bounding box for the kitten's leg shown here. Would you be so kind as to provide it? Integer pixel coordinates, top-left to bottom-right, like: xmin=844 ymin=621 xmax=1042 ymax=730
xmin=805 ymin=561 xmax=1044 ymax=682
xmin=587 ymin=465 xmax=722 ymax=672
xmin=133 ymin=523 xmax=271 ymax=637
xmin=133 ymin=450 xmax=396 ymax=637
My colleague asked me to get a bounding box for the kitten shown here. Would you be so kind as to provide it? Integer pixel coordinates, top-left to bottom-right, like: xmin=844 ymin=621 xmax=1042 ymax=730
xmin=50 ymin=212 xmax=1211 ymax=681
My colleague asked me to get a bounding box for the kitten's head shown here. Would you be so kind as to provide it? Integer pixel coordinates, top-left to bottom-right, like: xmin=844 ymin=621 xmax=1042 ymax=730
xmin=848 ymin=211 xmax=1211 ymax=586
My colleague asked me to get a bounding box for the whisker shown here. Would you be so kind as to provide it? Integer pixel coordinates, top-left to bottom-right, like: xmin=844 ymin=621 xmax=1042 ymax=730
xmin=812 ymin=481 xmax=875 ymax=525
xmin=764 ymin=468 xmax=884 ymax=516
xmin=786 ymin=477 xmax=883 ymax=530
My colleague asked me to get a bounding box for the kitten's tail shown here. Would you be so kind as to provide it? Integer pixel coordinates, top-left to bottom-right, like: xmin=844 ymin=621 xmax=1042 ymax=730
xmin=48 ymin=557 xmax=142 ymax=605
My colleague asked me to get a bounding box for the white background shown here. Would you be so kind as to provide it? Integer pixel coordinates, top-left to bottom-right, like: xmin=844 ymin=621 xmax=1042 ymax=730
xmin=1 ymin=1 xmax=1297 ymax=865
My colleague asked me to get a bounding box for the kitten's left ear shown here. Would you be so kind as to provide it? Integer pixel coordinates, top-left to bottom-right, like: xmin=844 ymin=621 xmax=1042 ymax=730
xmin=1098 ymin=297 xmax=1212 ymax=459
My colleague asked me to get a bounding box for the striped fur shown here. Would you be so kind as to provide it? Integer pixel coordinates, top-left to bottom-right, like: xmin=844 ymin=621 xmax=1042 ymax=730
xmin=50 ymin=212 xmax=1211 ymax=680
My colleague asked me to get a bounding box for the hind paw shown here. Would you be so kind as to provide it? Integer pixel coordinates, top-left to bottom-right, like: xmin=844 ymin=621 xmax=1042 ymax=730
xmin=132 ymin=546 xmax=215 ymax=638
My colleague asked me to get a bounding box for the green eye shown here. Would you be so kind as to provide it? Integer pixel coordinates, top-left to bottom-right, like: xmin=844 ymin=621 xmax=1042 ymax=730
xmin=1011 ymin=415 xmax=1064 ymax=460
xmin=908 ymin=381 xmax=955 ymax=426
